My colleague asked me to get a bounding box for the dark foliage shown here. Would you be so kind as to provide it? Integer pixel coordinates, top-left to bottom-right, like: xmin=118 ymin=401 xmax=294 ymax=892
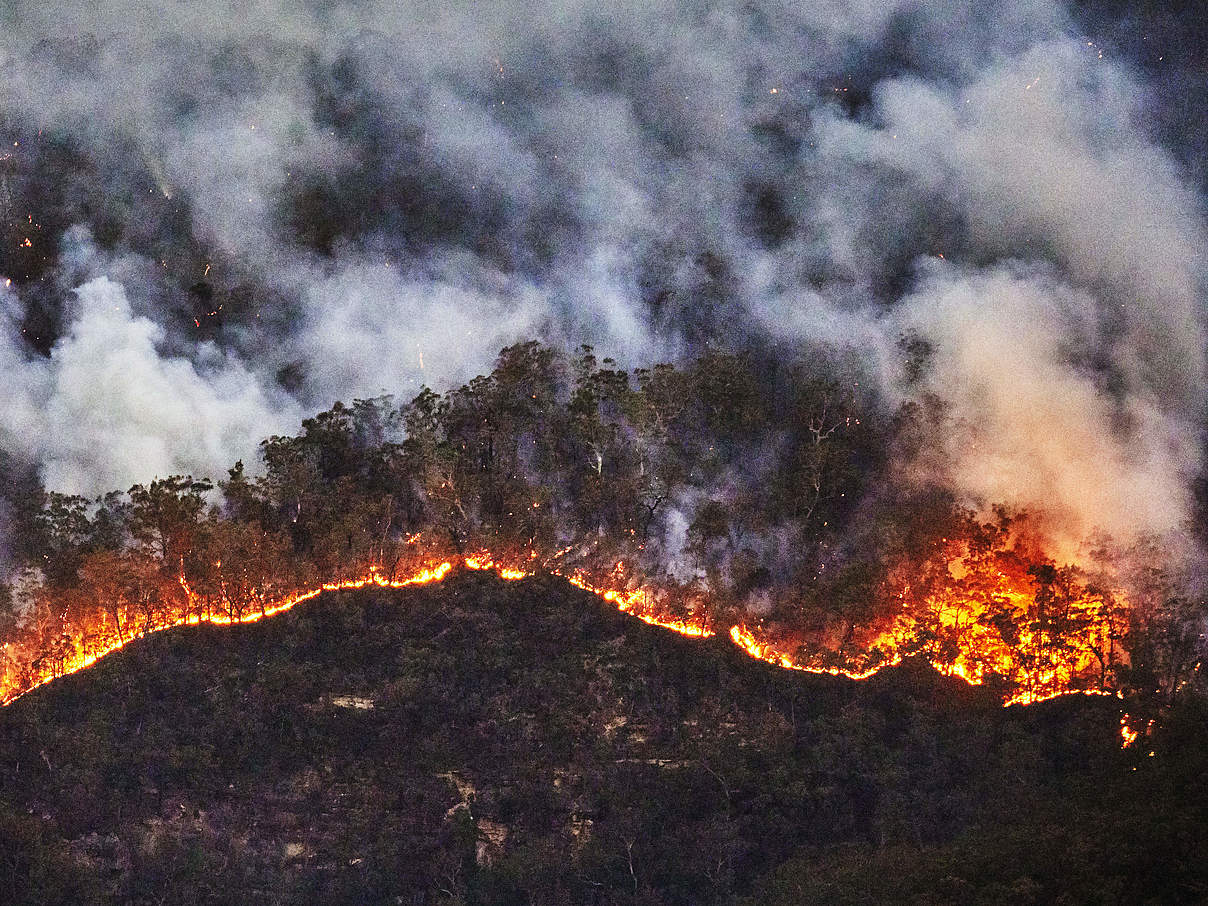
xmin=1 ymin=572 xmax=1202 ymax=905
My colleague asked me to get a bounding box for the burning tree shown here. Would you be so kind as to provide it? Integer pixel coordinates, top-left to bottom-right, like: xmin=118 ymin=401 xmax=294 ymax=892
xmin=0 ymin=342 xmax=1191 ymax=707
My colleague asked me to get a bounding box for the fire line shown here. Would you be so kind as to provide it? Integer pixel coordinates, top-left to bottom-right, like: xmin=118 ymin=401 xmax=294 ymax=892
xmin=0 ymin=552 xmax=1116 ymax=709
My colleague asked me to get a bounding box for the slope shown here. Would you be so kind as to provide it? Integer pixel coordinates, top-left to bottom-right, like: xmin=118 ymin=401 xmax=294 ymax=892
xmin=0 ymin=569 xmax=1201 ymax=905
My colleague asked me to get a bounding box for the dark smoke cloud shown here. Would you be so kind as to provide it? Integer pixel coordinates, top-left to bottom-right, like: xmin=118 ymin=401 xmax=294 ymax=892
xmin=0 ymin=0 xmax=1203 ymax=554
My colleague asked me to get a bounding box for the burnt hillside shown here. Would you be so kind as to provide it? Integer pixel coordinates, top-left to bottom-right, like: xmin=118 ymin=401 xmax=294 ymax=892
xmin=0 ymin=569 xmax=1204 ymax=905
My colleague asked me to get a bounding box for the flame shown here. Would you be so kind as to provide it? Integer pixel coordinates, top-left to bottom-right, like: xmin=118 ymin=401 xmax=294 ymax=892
xmin=564 ymin=573 xmax=713 ymax=638
xmin=728 ymin=625 xmax=891 ymax=680
xmin=180 ymin=561 xmax=456 ymax=626
xmin=466 ymin=552 xmax=713 ymax=636
xmin=0 ymin=554 xmax=721 ymax=706
xmin=1120 ymin=715 xmax=1139 ymax=748
xmin=464 ymin=554 xmax=530 ymax=581
xmin=2 ymin=562 xmax=453 ymax=706
xmin=1118 ymin=714 xmax=1155 ymax=749
xmin=0 ymin=548 xmax=1122 ymax=710
xmin=728 ymin=567 xmax=1122 ymax=705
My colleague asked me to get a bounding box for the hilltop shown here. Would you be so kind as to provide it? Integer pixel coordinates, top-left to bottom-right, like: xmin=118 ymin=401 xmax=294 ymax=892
xmin=5 ymin=341 xmax=1185 ymax=709
xmin=1 ymin=570 xmax=1204 ymax=905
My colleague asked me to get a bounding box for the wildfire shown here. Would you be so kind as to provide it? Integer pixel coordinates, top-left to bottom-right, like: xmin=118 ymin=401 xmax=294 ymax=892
xmin=0 ymin=553 xmax=715 ymax=707
xmin=187 ymin=561 xmax=457 ymax=626
xmin=470 ymin=552 xmax=713 ymax=637
xmin=564 ymin=573 xmax=713 ymax=638
xmin=0 ymin=561 xmax=459 ymax=706
xmin=728 ymin=625 xmax=891 ymax=680
xmin=730 ymin=564 xmax=1124 ymax=706
xmin=0 ymin=546 xmax=1125 ymax=711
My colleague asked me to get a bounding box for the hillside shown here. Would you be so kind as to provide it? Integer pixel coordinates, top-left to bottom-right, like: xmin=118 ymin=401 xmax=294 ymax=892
xmin=4 ymin=342 xmax=1183 ymax=711
xmin=1 ymin=569 xmax=1205 ymax=905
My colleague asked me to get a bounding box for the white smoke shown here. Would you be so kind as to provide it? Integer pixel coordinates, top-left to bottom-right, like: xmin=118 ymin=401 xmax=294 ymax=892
xmin=0 ymin=276 xmax=299 ymax=494
xmin=292 ymin=262 xmax=548 ymax=402
xmin=896 ymin=264 xmax=1197 ymax=545
xmin=791 ymin=37 xmax=1206 ymax=543
xmin=0 ymin=0 xmax=1201 ymax=553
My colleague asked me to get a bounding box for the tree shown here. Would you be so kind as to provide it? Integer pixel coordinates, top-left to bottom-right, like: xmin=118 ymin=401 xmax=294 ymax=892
xmin=76 ymin=549 xmax=139 ymax=645
xmin=193 ymin=518 xmax=292 ymax=620
xmin=127 ymin=476 xmax=212 ymax=566
xmin=31 ymin=493 xmax=93 ymax=587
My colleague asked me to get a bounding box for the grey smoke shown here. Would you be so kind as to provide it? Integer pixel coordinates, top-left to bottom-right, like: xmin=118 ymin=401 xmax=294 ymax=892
xmin=0 ymin=274 xmax=299 ymax=495
xmin=806 ymin=41 xmax=1208 ymax=547
xmin=0 ymin=0 xmax=1202 ymax=555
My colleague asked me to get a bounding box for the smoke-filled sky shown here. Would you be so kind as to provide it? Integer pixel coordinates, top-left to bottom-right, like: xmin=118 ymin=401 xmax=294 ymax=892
xmin=0 ymin=0 xmax=1204 ymax=550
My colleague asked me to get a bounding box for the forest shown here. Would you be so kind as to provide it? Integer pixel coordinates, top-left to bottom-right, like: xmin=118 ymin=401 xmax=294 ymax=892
xmin=1 ymin=570 xmax=1206 ymax=905
xmin=0 ymin=341 xmax=1200 ymax=708
xmin=0 ymin=341 xmax=1205 ymax=904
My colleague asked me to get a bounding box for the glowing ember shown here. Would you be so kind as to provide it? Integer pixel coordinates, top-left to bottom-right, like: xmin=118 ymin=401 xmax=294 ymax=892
xmin=1118 ymin=714 xmax=1155 ymax=749
xmin=1120 ymin=715 xmax=1139 ymax=748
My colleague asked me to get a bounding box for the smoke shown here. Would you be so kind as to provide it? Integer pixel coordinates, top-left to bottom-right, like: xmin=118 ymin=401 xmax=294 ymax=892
xmin=0 ymin=1 xmax=1203 ymax=553
xmin=292 ymin=261 xmax=548 ymax=401
xmin=0 ymin=275 xmax=298 ymax=495
xmin=898 ymin=263 xmax=1196 ymax=546
xmin=805 ymin=40 xmax=1208 ymax=545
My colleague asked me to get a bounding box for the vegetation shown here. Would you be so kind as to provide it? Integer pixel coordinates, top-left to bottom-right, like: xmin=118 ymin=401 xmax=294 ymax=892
xmin=0 ymin=341 xmax=1203 ymax=902
xmin=1 ymin=571 xmax=1204 ymax=905
xmin=2 ymin=342 xmax=1196 ymax=705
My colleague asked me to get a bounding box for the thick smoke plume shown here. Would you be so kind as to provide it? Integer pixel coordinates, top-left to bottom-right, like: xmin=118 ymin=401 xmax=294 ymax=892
xmin=0 ymin=0 xmax=1204 ymax=556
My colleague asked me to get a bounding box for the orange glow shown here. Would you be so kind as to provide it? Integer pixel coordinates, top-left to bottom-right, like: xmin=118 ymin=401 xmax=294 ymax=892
xmin=1 ymin=561 xmax=453 ymax=707
xmin=0 ymin=548 xmax=1121 ymax=710
xmin=728 ymin=625 xmax=892 ymax=680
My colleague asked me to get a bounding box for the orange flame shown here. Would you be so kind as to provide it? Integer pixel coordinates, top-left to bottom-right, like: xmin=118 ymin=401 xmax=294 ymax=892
xmin=728 ymin=625 xmax=891 ymax=680
xmin=0 ymin=550 xmax=1120 ymax=710
xmin=2 ymin=562 xmax=454 ymax=706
